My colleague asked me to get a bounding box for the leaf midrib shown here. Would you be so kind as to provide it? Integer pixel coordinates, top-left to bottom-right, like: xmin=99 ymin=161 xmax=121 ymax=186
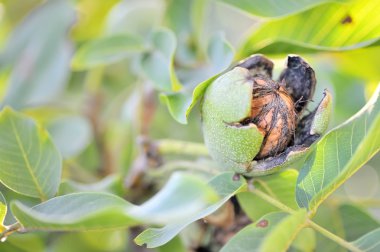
xmin=10 ymin=117 xmax=46 ymax=200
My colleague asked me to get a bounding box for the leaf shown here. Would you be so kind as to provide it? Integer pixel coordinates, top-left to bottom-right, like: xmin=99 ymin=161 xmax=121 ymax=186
xmin=59 ymin=175 xmax=124 ymax=196
xmin=351 ymin=228 xmax=380 ymax=252
xmin=0 ymin=233 xmax=44 ymax=252
xmin=47 ymin=115 xmax=92 ymax=159
xmin=71 ymin=0 xmax=119 ymax=41
xmin=291 ymin=228 xmax=316 ymax=252
xmin=185 ymin=74 xmax=222 ymax=118
xmin=160 ymin=69 xmax=222 ymax=125
xmin=106 ymin=1 xmax=163 ymax=37
xmin=48 ymin=231 xmax=126 ymax=252
xmin=159 ymin=92 xmax=192 ymax=124
xmin=164 ymin=0 xmax=199 ymax=65
xmin=134 ymin=172 xmax=246 ymax=248
xmin=72 ymin=34 xmax=145 ymax=70
xmin=207 ymin=33 xmax=234 ymax=74
xmin=313 ymin=205 xmax=346 ymax=252
xmin=157 ymin=236 xmax=187 ymax=252
xmin=238 ymin=169 xmax=299 ymax=220
xmin=161 ymin=33 xmax=233 ymax=124
xmin=11 ymin=192 xmax=137 ymax=231
xmin=217 ymin=0 xmax=348 ymax=18
xmin=239 ymin=0 xmax=380 ymax=56
xmin=0 ymin=108 xmax=62 ymax=200
xmin=0 ymin=192 xmax=6 ymax=232
xmin=221 ymin=210 xmax=307 ymax=252
xmin=296 ymin=83 xmax=380 ymax=212
xmin=334 ymin=47 xmax=380 ymax=83
xmin=76 ymin=230 xmax=127 ymax=251
xmin=128 ymin=173 xmax=218 ymax=225
xmin=1 ymin=0 xmax=75 ymax=109
xmin=338 ymin=204 xmax=380 ymax=241
xmin=10 ymin=172 xmax=218 ymax=231
xmin=140 ymin=28 xmax=182 ymax=92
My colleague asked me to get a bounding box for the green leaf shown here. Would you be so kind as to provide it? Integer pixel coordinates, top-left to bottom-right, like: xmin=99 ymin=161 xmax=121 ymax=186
xmin=72 ymin=34 xmax=145 ymax=70
xmin=239 ymin=0 xmax=380 ymax=56
xmin=59 ymin=175 xmax=124 ymax=196
xmin=334 ymin=47 xmax=380 ymax=83
xmin=71 ymin=0 xmax=119 ymax=41
xmin=238 ymin=169 xmax=299 ymax=220
xmin=186 ymin=74 xmax=221 ymax=117
xmin=1 ymin=0 xmax=75 ymax=109
xmin=160 ymin=68 xmax=222 ymax=125
xmin=106 ymin=1 xmax=163 ymax=37
xmin=47 ymin=115 xmax=92 ymax=159
xmin=221 ymin=210 xmax=307 ymax=252
xmin=161 ymin=33 xmax=234 ymax=124
xmin=313 ymin=205 xmax=346 ymax=252
xmin=207 ymin=33 xmax=234 ymax=74
xmin=217 ymin=0 xmax=348 ymax=18
xmin=0 ymin=107 xmax=62 ymax=200
xmin=140 ymin=28 xmax=182 ymax=92
xmin=291 ymin=228 xmax=316 ymax=252
xmin=128 ymin=173 xmax=218 ymax=225
xmin=296 ymin=83 xmax=380 ymax=212
xmin=351 ymin=228 xmax=380 ymax=252
xmin=159 ymin=92 xmax=192 ymax=124
xmin=0 ymin=192 xmax=6 ymax=232
xmin=134 ymin=172 xmax=246 ymax=248
xmin=11 ymin=172 xmax=218 ymax=231
xmin=0 ymin=233 xmax=44 ymax=252
xmin=76 ymin=230 xmax=127 ymax=251
xmin=338 ymin=204 xmax=380 ymax=241
xmin=48 ymin=231 xmax=126 ymax=252
xmin=11 ymin=192 xmax=137 ymax=231
xmin=157 ymin=236 xmax=187 ymax=252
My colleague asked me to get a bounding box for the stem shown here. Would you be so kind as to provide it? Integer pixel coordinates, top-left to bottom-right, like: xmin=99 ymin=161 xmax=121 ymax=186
xmin=308 ymin=221 xmax=362 ymax=252
xmin=248 ymin=185 xmax=363 ymax=252
xmin=0 ymin=223 xmax=22 ymax=241
xmin=250 ymin=186 xmax=296 ymax=214
xmin=156 ymin=139 xmax=209 ymax=157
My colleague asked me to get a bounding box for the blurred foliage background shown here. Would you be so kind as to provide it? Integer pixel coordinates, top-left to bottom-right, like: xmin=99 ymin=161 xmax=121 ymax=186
xmin=0 ymin=0 xmax=379 ymax=251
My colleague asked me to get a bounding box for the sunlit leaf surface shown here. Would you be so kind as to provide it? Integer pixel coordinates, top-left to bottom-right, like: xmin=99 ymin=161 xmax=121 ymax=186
xmin=239 ymin=0 xmax=380 ymax=56
xmin=296 ymin=84 xmax=380 ymax=212
xmin=217 ymin=0 xmax=348 ymax=18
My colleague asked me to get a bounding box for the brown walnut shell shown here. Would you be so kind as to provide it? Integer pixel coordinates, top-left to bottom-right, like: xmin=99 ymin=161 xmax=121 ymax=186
xmin=249 ymin=76 xmax=296 ymax=159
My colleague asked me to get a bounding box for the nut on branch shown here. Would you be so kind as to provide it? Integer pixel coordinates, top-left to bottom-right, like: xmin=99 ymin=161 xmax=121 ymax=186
xmin=201 ymin=55 xmax=332 ymax=176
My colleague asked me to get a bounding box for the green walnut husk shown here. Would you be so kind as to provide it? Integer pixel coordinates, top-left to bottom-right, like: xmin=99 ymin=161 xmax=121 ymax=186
xmin=201 ymin=55 xmax=332 ymax=176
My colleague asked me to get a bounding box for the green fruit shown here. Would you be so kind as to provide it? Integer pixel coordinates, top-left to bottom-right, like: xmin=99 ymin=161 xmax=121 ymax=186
xmin=201 ymin=55 xmax=332 ymax=176
xmin=202 ymin=67 xmax=264 ymax=174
